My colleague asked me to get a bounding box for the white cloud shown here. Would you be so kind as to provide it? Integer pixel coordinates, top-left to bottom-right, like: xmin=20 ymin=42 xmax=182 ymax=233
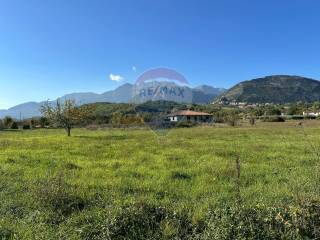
xmin=132 ymin=66 xmax=137 ymax=72
xmin=109 ymin=73 xmax=124 ymax=82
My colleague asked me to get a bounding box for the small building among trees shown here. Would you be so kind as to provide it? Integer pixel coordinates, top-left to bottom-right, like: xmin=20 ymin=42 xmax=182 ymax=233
xmin=167 ymin=110 xmax=213 ymax=123
xmin=303 ymin=111 xmax=320 ymax=117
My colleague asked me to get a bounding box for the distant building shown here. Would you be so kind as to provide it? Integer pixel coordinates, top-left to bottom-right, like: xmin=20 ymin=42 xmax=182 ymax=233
xmin=167 ymin=110 xmax=213 ymax=123
xmin=213 ymin=98 xmax=249 ymax=107
xmin=303 ymin=111 xmax=320 ymax=117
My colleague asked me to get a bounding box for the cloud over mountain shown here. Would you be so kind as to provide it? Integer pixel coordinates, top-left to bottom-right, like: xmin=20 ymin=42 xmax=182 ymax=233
xmin=109 ymin=74 xmax=124 ymax=81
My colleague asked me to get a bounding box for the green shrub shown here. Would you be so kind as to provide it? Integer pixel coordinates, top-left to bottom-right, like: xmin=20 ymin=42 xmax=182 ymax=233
xmin=39 ymin=116 xmax=49 ymax=128
xmin=175 ymin=121 xmax=196 ymax=128
xmin=224 ymin=110 xmax=240 ymax=126
xmin=171 ymin=171 xmax=192 ymax=180
xmin=0 ymin=120 xmax=4 ymax=130
xmin=261 ymin=116 xmax=285 ymax=122
xmin=79 ymin=203 xmax=202 ymax=240
xmin=248 ymin=116 xmax=256 ymax=125
xmin=64 ymin=162 xmax=82 ymax=170
xmin=0 ymin=227 xmax=14 ymax=240
xmin=3 ymin=116 xmax=13 ymax=128
xmin=291 ymin=115 xmax=305 ymax=120
xmin=22 ymin=124 xmax=31 ymax=130
xmin=203 ymin=201 xmax=320 ymax=239
xmin=10 ymin=122 xmax=19 ymax=129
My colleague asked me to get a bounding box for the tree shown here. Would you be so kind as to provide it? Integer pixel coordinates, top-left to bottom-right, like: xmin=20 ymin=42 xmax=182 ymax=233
xmin=0 ymin=119 xmax=4 ymax=130
xmin=224 ymin=109 xmax=240 ymax=127
xmin=41 ymin=100 xmax=94 ymax=136
xmin=261 ymin=105 xmax=282 ymax=116
xmin=111 ymin=112 xmax=123 ymax=127
xmin=312 ymin=101 xmax=320 ymax=113
xmin=3 ymin=116 xmax=13 ymax=129
xmin=21 ymin=120 xmax=31 ymax=129
xmin=248 ymin=115 xmax=256 ymax=126
xmin=10 ymin=122 xmax=19 ymax=129
xmin=30 ymin=118 xmax=37 ymax=129
xmin=287 ymin=103 xmax=299 ymax=115
xmin=39 ymin=117 xmax=49 ymax=128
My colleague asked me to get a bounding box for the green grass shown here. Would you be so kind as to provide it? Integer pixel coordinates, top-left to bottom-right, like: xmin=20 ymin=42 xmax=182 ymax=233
xmin=0 ymin=122 xmax=320 ymax=239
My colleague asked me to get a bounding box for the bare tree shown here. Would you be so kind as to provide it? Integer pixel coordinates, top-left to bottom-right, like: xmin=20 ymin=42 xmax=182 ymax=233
xmin=41 ymin=100 xmax=94 ymax=136
xmin=235 ymin=155 xmax=242 ymax=205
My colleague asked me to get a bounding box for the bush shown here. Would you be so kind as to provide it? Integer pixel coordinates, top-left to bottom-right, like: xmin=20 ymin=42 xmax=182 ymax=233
xmin=213 ymin=110 xmax=228 ymax=123
xmin=107 ymin=203 xmax=200 ymax=239
xmin=0 ymin=227 xmax=14 ymax=240
xmin=290 ymin=115 xmax=304 ymax=120
xmin=3 ymin=116 xmax=13 ymax=128
xmin=171 ymin=171 xmax=192 ymax=180
xmin=22 ymin=124 xmax=31 ymax=129
xmin=203 ymin=201 xmax=320 ymax=239
xmin=79 ymin=201 xmax=320 ymax=239
xmin=39 ymin=117 xmax=49 ymax=128
xmin=30 ymin=118 xmax=38 ymax=128
xmin=248 ymin=116 xmax=256 ymax=125
xmin=261 ymin=116 xmax=285 ymax=122
xmin=0 ymin=120 xmax=4 ymax=130
xmin=78 ymin=203 xmax=203 ymax=240
xmin=10 ymin=122 xmax=19 ymax=129
xmin=225 ymin=113 xmax=240 ymax=126
xmin=175 ymin=121 xmax=196 ymax=128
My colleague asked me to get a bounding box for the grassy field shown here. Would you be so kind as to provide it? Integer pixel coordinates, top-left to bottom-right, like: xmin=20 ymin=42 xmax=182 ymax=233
xmin=1 ymin=121 xmax=320 ymax=239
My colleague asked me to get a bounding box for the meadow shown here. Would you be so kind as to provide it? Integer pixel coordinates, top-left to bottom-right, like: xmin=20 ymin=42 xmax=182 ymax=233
xmin=0 ymin=121 xmax=320 ymax=239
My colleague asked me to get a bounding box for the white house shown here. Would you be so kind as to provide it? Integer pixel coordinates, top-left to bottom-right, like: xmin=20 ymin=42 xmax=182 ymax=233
xmin=303 ymin=111 xmax=320 ymax=117
xmin=167 ymin=110 xmax=213 ymax=123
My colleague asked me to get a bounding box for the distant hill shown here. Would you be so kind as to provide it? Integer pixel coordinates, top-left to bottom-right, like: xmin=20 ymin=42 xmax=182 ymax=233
xmin=193 ymin=85 xmax=226 ymax=104
xmin=216 ymin=75 xmax=320 ymax=104
xmin=0 ymin=83 xmax=225 ymax=119
xmin=0 ymin=102 xmax=44 ymax=120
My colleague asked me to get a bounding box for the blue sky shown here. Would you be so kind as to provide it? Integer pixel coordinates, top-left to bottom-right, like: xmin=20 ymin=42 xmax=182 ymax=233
xmin=1 ymin=0 xmax=320 ymax=109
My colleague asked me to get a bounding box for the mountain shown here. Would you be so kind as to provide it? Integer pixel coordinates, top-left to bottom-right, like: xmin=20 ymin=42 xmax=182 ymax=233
xmin=101 ymin=83 xmax=134 ymax=103
xmin=216 ymin=75 xmax=320 ymax=104
xmin=193 ymin=85 xmax=226 ymax=103
xmin=0 ymin=83 xmax=225 ymax=119
xmin=0 ymin=102 xmax=44 ymax=120
xmin=195 ymin=85 xmax=226 ymax=95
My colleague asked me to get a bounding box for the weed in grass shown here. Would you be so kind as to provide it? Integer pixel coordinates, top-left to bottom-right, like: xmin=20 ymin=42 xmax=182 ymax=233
xmin=32 ymin=173 xmax=87 ymax=224
xmin=0 ymin=228 xmax=14 ymax=240
xmin=104 ymin=202 xmax=200 ymax=240
xmin=4 ymin=158 xmax=16 ymax=164
xmin=171 ymin=171 xmax=192 ymax=180
xmin=204 ymin=200 xmax=320 ymax=239
xmin=111 ymin=162 xmax=121 ymax=170
xmin=64 ymin=162 xmax=82 ymax=170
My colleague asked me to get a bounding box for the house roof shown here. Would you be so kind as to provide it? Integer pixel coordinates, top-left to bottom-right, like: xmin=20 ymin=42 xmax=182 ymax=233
xmin=168 ymin=110 xmax=212 ymax=117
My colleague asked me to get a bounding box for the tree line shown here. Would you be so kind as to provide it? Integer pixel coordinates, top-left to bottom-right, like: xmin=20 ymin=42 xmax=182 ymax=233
xmin=1 ymin=100 xmax=320 ymax=136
